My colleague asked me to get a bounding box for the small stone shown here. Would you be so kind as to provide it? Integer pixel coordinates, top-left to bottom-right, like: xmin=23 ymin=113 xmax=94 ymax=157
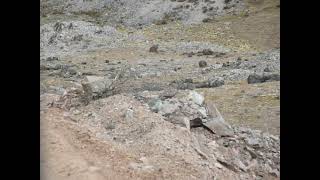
xmin=174 ymin=67 xmax=182 ymax=71
xmin=202 ymin=18 xmax=213 ymax=23
xmin=72 ymin=109 xmax=81 ymax=115
xmin=125 ymin=109 xmax=134 ymax=120
xmin=72 ymin=34 xmax=83 ymax=41
xmin=190 ymin=117 xmax=203 ymax=128
xmin=202 ymin=49 xmax=214 ymax=55
xmin=105 ymin=60 xmax=110 ymax=63
xmin=246 ymin=137 xmax=260 ymax=147
xmin=184 ymin=78 xmax=193 ymax=83
xmin=149 ymin=45 xmax=159 ymax=53
xmin=199 ymin=60 xmax=208 ymax=68
xmin=208 ymin=77 xmax=224 ymax=87
xmin=264 ymin=67 xmax=272 ymax=72
xmin=148 ymin=99 xmax=163 ymax=113
xmin=138 ymin=63 xmax=147 ymax=66
xmin=139 ymin=157 xmax=148 ymax=164
xmin=104 ymin=121 xmax=115 ymax=130
xmin=155 ymin=19 xmax=167 ymax=25
xmin=46 ymin=56 xmax=59 ymax=61
xmin=215 ymin=162 xmax=223 ymax=169
xmin=85 ymin=76 xmax=104 ymax=83
xmin=269 ymin=169 xmax=280 ymax=177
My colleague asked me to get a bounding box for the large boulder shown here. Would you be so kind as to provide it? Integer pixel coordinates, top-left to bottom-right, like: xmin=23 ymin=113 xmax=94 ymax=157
xmin=81 ymin=76 xmax=114 ymax=100
xmin=148 ymin=90 xmax=207 ymax=128
xmin=203 ymin=102 xmax=234 ymax=137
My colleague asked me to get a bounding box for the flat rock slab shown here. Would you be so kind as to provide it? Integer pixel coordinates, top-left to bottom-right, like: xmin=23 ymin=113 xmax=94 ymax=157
xmin=204 ymin=118 xmax=234 ymax=137
xmin=203 ymin=102 xmax=234 ymax=136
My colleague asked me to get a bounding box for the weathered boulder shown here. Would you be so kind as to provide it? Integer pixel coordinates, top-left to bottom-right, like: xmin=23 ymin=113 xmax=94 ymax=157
xmin=81 ymin=76 xmax=114 ymax=100
xmin=187 ymin=91 xmax=204 ymax=105
xmin=148 ymin=90 xmax=207 ymax=128
xmin=207 ymin=77 xmax=225 ymax=87
xmin=203 ymin=102 xmax=234 ymax=136
xmin=247 ymin=73 xmax=280 ymax=84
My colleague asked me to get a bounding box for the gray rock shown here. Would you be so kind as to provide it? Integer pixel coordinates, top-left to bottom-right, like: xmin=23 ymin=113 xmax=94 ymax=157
xmin=85 ymin=76 xmax=105 ymax=83
xmin=81 ymin=77 xmax=114 ymax=100
xmin=248 ymin=74 xmax=265 ymax=84
xmin=159 ymin=88 xmax=177 ymax=100
xmin=190 ymin=117 xmax=203 ymax=128
xmin=174 ymin=66 xmax=182 ymax=71
xmin=148 ymin=98 xmax=163 ymax=113
xmin=180 ymin=83 xmax=196 ymax=90
xmin=204 ymin=102 xmax=234 ymax=136
xmin=269 ymin=169 xmax=280 ymax=177
xmin=202 ymin=49 xmax=214 ymax=55
xmin=159 ymin=100 xmax=180 ymax=115
xmin=199 ymin=60 xmax=208 ymax=68
xmin=247 ymin=73 xmax=280 ymax=84
xmin=204 ymin=118 xmax=234 ymax=137
xmin=147 ymin=90 xmax=208 ymax=127
xmin=188 ymin=91 xmax=204 ymax=105
xmin=149 ymin=45 xmax=159 ymax=53
xmin=245 ymin=137 xmax=261 ymax=147
xmin=202 ymin=18 xmax=213 ymax=23
xmin=46 ymin=56 xmax=59 ymax=61
xmin=172 ymin=77 xmax=224 ymax=90
xmin=125 ymin=108 xmax=134 ymax=120
xmin=58 ymin=87 xmax=87 ymax=110
xmin=208 ymin=77 xmax=224 ymax=87
xmin=263 ymin=67 xmax=272 ymax=72
xmin=60 ymin=66 xmax=78 ymax=78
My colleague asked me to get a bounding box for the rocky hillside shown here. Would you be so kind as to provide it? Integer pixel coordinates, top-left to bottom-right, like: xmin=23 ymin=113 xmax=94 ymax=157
xmin=40 ymin=0 xmax=280 ymax=179
xmin=41 ymin=0 xmax=246 ymax=26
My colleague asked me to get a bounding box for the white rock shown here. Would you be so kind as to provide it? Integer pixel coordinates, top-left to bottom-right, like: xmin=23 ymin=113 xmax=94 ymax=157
xmin=188 ymin=91 xmax=204 ymax=105
xmin=85 ymin=76 xmax=104 ymax=83
xmin=125 ymin=109 xmax=134 ymax=120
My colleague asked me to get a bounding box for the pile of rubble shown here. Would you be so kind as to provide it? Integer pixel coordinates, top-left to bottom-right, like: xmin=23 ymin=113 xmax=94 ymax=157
xmin=42 ymin=86 xmax=279 ymax=179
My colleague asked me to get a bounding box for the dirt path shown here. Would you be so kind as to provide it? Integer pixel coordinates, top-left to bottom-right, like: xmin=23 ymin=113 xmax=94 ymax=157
xmin=40 ymin=108 xmax=139 ymax=180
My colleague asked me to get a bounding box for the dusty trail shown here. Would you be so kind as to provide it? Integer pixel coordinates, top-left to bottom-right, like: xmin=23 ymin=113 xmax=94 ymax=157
xmin=41 ymin=108 xmax=135 ymax=180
